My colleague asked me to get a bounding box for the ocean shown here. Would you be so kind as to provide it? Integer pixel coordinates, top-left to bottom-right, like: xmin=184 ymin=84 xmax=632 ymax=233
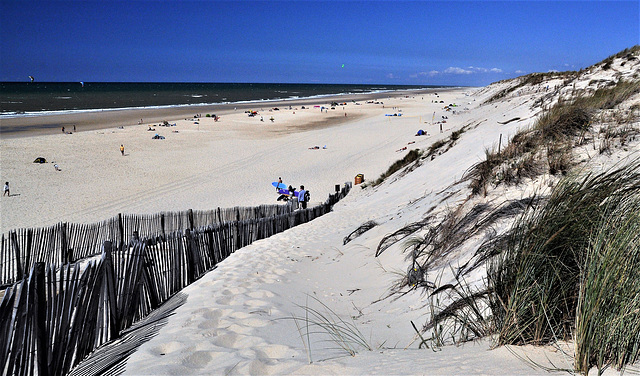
xmin=0 ymin=82 xmax=437 ymax=116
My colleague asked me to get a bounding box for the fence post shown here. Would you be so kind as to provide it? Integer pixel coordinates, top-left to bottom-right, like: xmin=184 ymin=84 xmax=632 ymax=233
xmin=102 ymin=241 xmax=120 ymax=338
xmin=188 ymin=209 xmax=194 ymax=231
xmin=118 ymin=213 xmax=124 ymax=250
xmin=184 ymin=229 xmax=195 ymax=284
xmin=61 ymin=223 xmax=68 ymax=264
xmin=24 ymin=229 xmax=32 ymax=276
xmin=33 ymin=262 xmax=49 ymax=376
xmin=160 ymin=213 xmax=166 ymax=240
xmin=11 ymin=231 xmax=23 ymax=281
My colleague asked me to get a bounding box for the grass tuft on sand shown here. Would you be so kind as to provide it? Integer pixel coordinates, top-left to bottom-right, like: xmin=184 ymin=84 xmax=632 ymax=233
xmin=487 ymin=159 xmax=640 ymax=374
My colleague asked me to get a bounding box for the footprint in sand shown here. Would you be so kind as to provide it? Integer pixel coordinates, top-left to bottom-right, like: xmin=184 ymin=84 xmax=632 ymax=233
xmin=244 ymin=299 xmax=269 ymax=308
xmin=210 ymin=332 xmax=238 ymax=348
xmin=148 ymin=341 xmax=183 ymax=356
xmin=247 ymin=290 xmax=275 ymax=299
xmin=222 ymin=286 xmax=247 ymax=296
xmin=215 ymin=295 xmax=233 ymax=305
xmin=239 ymin=317 xmax=270 ymax=328
xmin=198 ymin=320 xmax=220 ymax=330
xmin=255 ymin=344 xmax=296 ymax=359
xmin=202 ymin=308 xmax=226 ymax=320
xmin=181 ymin=350 xmax=214 ymax=369
xmin=235 ymin=358 xmax=281 ymax=375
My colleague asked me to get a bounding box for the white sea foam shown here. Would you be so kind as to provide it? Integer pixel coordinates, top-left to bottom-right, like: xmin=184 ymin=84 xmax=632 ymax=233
xmin=0 ymin=87 xmax=437 ymax=119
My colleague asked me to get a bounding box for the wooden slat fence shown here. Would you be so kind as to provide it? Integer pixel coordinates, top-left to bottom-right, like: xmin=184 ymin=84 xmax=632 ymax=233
xmin=0 ymin=182 xmax=351 ymax=376
xmin=1 ymin=191 xmax=342 ymax=287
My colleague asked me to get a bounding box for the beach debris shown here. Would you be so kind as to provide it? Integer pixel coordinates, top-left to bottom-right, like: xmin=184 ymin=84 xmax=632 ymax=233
xmin=343 ymin=220 xmax=378 ymax=245
xmin=497 ymin=117 xmax=521 ymax=125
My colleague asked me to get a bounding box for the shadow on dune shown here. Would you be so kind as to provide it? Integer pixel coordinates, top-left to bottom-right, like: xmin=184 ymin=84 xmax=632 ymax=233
xmin=69 ymin=292 xmax=188 ymax=376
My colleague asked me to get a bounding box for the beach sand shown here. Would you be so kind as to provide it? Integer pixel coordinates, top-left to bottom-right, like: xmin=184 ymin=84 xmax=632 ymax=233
xmin=0 ymin=89 xmax=445 ymax=234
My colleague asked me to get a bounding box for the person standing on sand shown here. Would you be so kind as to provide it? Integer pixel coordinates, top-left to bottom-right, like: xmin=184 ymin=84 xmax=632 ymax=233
xmin=3 ymin=182 xmax=9 ymax=197
xmin=298 ymin=185 xmax=308 ymax=209
xmin=277 ymin=177 xmax=282 ymax=191
xmin=120 ymin=144 xmax=125 ymax=156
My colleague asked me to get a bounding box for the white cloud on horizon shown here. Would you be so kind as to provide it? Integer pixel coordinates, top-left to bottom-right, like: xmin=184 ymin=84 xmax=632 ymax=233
xmin=445 ymin=67 xmax=473 ymax=75
xmin=414 ymin=66 xmax=504 ymax=77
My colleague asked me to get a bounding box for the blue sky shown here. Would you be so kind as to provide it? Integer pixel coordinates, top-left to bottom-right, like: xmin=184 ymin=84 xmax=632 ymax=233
xmin=1 ymin=1 xmax=638 ymax=86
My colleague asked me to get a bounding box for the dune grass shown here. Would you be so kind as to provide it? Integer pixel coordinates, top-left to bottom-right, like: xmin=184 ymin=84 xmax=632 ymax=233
xmin=574 ymin=199 xmax=640 ymax=374
xmin=485 ymin=71 xmax=578 ymax=104
xmin=487 ymin=159 xmax=640 ymax=374
xmin=368 ymin=149 xmax=422 ymax=187
xmin=289 ymin=295 xmax=373 ymax=360
xmin=468 ymin=50 xmax=640 ymax=196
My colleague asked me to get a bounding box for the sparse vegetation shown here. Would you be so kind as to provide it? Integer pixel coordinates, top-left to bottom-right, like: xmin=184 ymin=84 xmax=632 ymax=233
xmin=368 ymin=149 xmax=422 ymax=187
xmin=343 ymin=220 xmax=378 ymax=245
xmin=598 ymin=45 xmax=640 ymax=71
xmin=574 ymin=79 xmax=640 ymax=110
xmin=485 ymin=71 xmax=578 ymax=103
xmin=290 ymin=296 xmax=374 ymax=360
xmin=467 ymin=74 xmax=640 ymax=197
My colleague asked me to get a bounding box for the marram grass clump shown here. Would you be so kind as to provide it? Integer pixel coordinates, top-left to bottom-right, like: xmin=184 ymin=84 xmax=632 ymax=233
xmin=575 ymin=199 xmax=640 ymax=374
xmin=487 ymin=159 xmax=640 ymax=374
xmin=369 ymin=149 xmax=422 ymax=187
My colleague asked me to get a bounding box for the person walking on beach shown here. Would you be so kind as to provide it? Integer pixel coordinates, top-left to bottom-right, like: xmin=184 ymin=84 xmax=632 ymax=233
xmin=120 ymin=144 xmax=125 ymax=156
xmin=3 ymin=182 xmax=10 ymax=197
xmin=277 ymin=177 xmax=283 ymax=191
xmin=298 ymin=185 xmax=308 ymax=209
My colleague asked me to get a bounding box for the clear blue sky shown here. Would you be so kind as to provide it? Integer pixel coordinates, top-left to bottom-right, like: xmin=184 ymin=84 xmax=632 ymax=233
xmin=1 ymin=1 xmax=638 ymax=86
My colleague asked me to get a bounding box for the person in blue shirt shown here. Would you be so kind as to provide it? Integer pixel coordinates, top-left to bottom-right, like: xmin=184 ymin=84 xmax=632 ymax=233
xmin=298 ymin=185 xmax=308 ymax=209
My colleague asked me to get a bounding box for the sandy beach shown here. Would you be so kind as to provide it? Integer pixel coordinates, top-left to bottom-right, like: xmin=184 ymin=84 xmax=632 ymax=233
xmin=0 ymin=88 xmax=451 ymax=234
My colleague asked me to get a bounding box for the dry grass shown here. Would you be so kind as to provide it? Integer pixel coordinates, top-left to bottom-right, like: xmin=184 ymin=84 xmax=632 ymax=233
xmin=368 ymin=149 xmax=422 ymax=187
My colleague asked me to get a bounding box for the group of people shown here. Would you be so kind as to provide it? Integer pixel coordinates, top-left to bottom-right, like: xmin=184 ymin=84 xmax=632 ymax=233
xmin=277 ymin=177 xmax=309 ymax=209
